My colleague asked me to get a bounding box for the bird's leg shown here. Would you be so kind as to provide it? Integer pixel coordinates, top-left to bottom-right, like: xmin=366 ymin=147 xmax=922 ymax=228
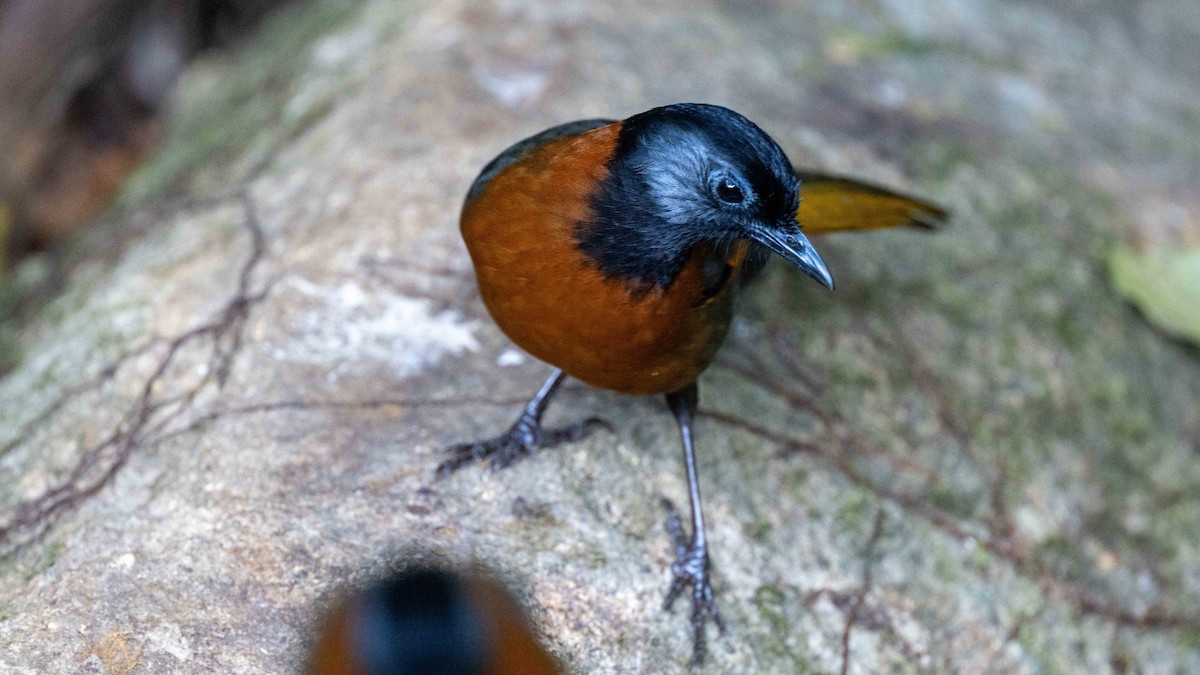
xmin=662 ymin=383 xmax=725 ymax=669
xmin=435 ymin=368 xmax=609 ymax=477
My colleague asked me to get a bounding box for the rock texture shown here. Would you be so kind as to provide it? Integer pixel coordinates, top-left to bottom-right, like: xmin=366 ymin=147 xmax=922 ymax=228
xmin=3 ymin=0 xmax=1200 ymax=673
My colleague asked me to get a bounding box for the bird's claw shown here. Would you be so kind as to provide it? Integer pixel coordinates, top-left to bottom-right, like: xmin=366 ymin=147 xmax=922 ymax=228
xmin=661 ymin=499 xmax=725 ymax=670
xmin=435 ymin=415 xmax=610 ymax=478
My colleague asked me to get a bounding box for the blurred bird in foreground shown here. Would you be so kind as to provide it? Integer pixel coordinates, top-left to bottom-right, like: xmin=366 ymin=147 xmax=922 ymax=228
xmin=308 ymin=567 xmax=561 ymax=675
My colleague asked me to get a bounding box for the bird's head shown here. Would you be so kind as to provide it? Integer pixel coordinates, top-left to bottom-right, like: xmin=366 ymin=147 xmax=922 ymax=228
xmin=609 ymin=103 xmax=834 ymax=290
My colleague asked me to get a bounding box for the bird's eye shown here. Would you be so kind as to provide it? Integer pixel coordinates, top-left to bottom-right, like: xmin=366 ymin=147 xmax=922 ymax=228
xmin=715 ymin=177 xmax=744 ymax=204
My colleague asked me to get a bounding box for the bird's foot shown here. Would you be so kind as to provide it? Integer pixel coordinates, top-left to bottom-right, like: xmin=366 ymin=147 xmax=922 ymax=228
xmin=435 ymin=412 xmax=610 ymax=478
xmin=661 ymin=499 xmax=725 ymax=670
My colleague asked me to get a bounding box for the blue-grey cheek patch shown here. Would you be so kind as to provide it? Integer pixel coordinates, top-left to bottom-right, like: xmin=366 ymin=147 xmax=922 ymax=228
xmin=631 ymin=128 xmax=712 ymax=226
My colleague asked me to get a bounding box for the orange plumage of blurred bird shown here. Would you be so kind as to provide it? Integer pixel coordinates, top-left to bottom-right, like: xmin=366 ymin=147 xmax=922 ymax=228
xmin=308 ymin=567 xmax=561 ymax=675
xmin=439 ymin=103 xmax=947 ymax=667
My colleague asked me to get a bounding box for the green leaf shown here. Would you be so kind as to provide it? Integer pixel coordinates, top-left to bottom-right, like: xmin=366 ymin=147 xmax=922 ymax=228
xmin=1109 ymin=245 xmax=1200 ymax=346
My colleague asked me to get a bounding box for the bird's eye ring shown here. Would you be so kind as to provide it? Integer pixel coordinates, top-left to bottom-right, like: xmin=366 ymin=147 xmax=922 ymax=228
xmin=714 ymin=177 xmax=744 ymax=204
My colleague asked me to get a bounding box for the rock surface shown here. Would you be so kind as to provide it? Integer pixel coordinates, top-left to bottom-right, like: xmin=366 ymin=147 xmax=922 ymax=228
xmin=3 ymin=0 xmax=1200 ymax=673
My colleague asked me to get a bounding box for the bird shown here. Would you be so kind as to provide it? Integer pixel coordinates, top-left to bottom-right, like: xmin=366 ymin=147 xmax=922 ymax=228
xmin=307 ymin=566 xmax=562 ymax=675
xmin=436 ymin=102 xmax=947 ymax=668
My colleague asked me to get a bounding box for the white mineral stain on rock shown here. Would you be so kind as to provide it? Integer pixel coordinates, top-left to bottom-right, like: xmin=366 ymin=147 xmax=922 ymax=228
xmin=277 ymin=277 xmax=478 ymax=378
xmin=471 ymin=65 xmax=548 ymax=106
xmin=496 ymin=348 xmax=525 ymax=367
xmin=312 ymin=25 xmax=376 ymax=68
xmin=146 ymin=622 xmax=192 ymax=662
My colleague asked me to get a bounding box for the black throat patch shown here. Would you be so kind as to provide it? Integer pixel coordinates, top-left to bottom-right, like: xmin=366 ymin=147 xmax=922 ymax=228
xmin=574 ymin=103 xmax=798 ymax=295
xmin=575 ymin=119 xmax=707 ymax=292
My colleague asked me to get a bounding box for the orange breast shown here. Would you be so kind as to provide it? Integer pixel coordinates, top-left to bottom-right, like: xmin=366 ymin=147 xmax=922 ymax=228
xmin=462 ymin=124 xmax=745 ymax=395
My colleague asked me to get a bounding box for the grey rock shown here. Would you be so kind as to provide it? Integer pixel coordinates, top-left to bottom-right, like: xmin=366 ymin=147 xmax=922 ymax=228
xmin=3 ymin=0 xmax=1200 ymax=673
